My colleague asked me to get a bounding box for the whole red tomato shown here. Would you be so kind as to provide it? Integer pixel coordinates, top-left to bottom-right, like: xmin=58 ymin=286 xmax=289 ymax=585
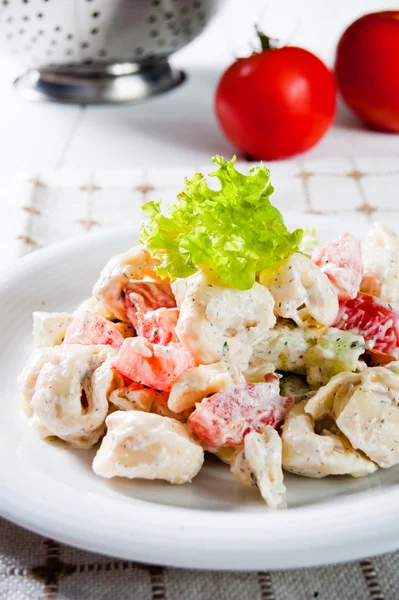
xmin=335 ymin=11 xmax=399 ymax=132
xmin=215 ymin=39 xmax=336 ymax=160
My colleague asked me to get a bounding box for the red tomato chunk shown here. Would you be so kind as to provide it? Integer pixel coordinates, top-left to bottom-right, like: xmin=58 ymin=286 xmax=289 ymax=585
xmin=135 ymin=307 xmax=179 ymax=346
xmin=123 ymin=281 xmax=176 ymax=330
xmin=334 ymin=292 xmax=399 ymax=359
xmin=312 ymin=233 xmax=362 ymax=301
xmin=188 ymin=383 xmax=294 ymax=448
xmin=113 ymin=337 xmax=194 ymax=392
xmin=64 ymin=311 xmax=124 ymax=349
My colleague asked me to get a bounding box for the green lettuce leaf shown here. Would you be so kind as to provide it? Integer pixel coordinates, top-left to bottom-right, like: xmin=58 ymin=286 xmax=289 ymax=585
xmin=298 ymin=226 xmax=318 ymax=257
xmin=139 ymin=155 xmax=303 ymax=290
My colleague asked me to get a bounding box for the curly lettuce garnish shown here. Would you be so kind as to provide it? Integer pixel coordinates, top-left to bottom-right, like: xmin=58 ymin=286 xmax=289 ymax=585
xmin=140 ymin=155 xmax=303 ymax=290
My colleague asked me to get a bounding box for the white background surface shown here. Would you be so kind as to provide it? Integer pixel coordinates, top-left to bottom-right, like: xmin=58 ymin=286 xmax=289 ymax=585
xmin=0 ymin=0 xmax=398 ymax=175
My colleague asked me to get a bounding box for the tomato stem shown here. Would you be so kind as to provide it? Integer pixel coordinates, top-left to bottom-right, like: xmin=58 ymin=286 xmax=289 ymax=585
xmin=255 ymin=26 xmax=278 ymax=51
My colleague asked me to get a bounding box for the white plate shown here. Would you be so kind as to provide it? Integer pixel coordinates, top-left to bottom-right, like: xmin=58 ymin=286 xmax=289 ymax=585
xmin=1 ymin=219 xmax=399 ymax=571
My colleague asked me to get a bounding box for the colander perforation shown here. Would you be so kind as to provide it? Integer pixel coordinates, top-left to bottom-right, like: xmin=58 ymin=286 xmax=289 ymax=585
xmin=3 ymin=0 xmax=222 ymax=103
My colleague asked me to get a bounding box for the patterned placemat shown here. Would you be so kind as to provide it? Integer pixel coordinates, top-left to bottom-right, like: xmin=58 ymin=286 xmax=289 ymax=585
xmin=2 ymin=155 xmax=399 ymax=270
xmin=0 ymin=517 xmax=395 ymax=600
xmin=1 ymin=156 xmax=399 ymax=600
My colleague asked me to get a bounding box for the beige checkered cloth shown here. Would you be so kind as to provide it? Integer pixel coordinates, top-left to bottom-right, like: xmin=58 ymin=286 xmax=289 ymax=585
xmin=1 ymin=158 xmax=399 ymax=600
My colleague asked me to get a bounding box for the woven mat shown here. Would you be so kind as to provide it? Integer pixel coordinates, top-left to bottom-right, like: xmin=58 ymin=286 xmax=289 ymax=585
xmin=1 ymin=157 xmax=399 ymax=600
xmin=0 ymin=517 xmax=396 ymax=600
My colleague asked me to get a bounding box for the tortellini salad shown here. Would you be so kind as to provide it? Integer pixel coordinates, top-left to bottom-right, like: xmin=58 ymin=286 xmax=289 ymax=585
xmin=18 ymin=161 xmax=399 ymax=510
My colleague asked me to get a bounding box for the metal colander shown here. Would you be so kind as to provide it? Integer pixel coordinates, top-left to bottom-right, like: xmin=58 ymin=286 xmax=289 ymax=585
xmin=0 ymin=0 xmax=222 ymax=103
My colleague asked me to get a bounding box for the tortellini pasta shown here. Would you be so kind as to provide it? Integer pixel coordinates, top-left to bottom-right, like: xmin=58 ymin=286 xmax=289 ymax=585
xmin=174 ymin=270 xmax=276 ymax=370
xmin=281 ymin=401 xmax=377 ymax=478
xmin=306 ymin=364 xmax=399 ymax=468
xmin=19 ymin=344 xmax=117 ymax=448
xmin=260 ymin=253 xmax=339 ymax=328
xmin=93 ymin=411 xmax=204 ymax=484
xmin=231 ymin=426 xmax=286 ymax=508
xmin=93 ymin=245 xmax=165 ymax=321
